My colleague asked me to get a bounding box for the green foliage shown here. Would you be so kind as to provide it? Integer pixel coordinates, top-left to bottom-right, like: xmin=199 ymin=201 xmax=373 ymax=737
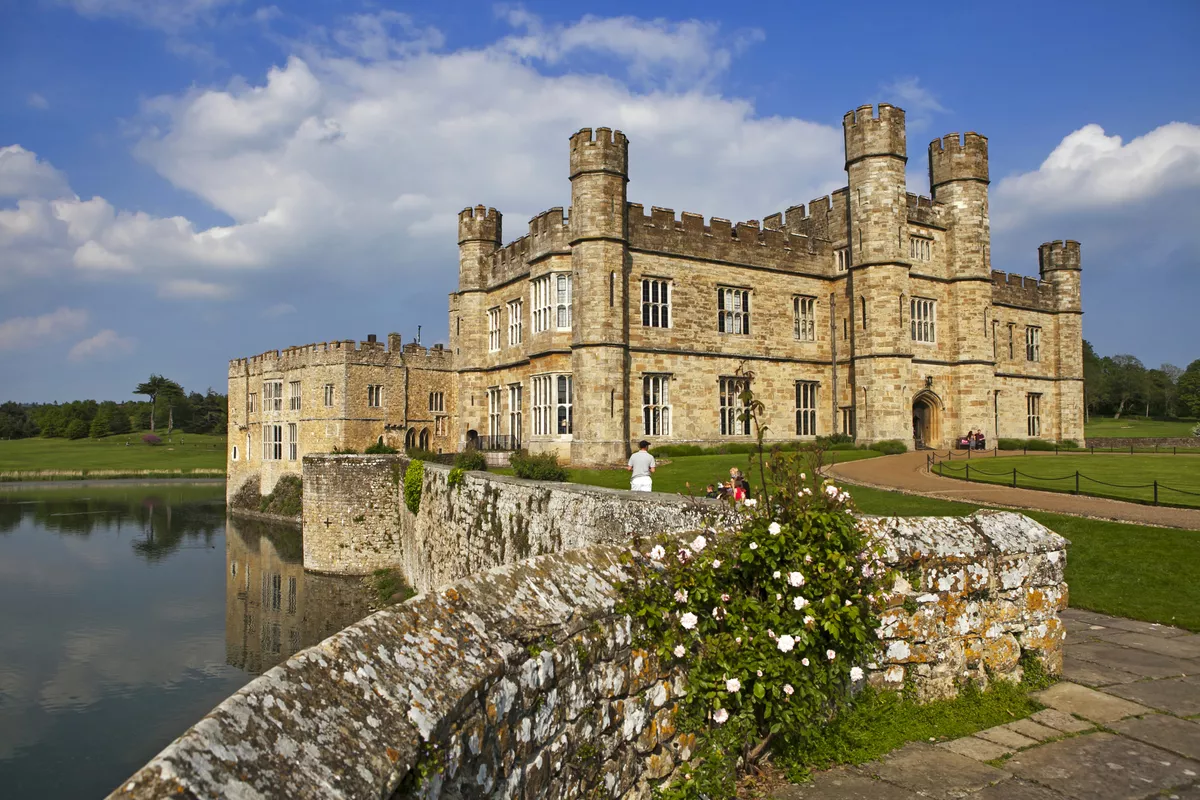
xmin=364 ymin=441 xmax=399 ymax=454
xmin=509 ymin=449 xmax=569 ymax=481
xmin=775 ymin=676 xmax=1044 ymax=780
xmin=405 ymin=447 xmax=441 ymax=461
xmin=332 ymin=446 xmax=358 ymax=454
xmin=0 ymin=402 xmax=38 ymax=439
xmin=869 ymin=439 xmax=907 ymax=455
xmin=230 ymin=477 xmax=263 ymax=511
xmin=454 ymin=449 xmax=488 ymax=471
xmin=446 ymin=467 xmax=465 ymax=488
xmin=65 ymin=419 xmax=89 ymax=440
xmin=619 ymin=456 xmax=891 ymax=798
xmin=997 ymin=438 xmax=1057 ymax=451
xmin=368 ymin=567 xmax=415 ymax=605
xmin=817 ymin=433 xmax=854 ymax=446
xmin=88 ymin=413 xmax=110 ymax=439
xmin=259 ymin=474 xmax=303 ymax=517
xmin=404 ymin=460 xmax=424 ymax=514
xmin=1058 ymin=439 xmax=1080 ymax=449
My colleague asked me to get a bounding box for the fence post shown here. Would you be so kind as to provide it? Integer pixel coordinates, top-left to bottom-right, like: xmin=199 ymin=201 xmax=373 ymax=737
xmin=966 ymin=464 xmax=971 ymax=482
xmin=1154 ymin=481 xmax=1158 ymax=506
xmin=1075 ymin=471 xmax=1079 ymax=495
xmin=1091 ymin=446 xmax=1094 ymax=455
xmin=1012 ymin=468 xmax=1017 ymax=488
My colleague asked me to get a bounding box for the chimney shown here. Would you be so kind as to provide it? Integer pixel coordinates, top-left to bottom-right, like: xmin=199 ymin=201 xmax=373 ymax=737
xmin=367 ymin=334 xmax=377 ymax=343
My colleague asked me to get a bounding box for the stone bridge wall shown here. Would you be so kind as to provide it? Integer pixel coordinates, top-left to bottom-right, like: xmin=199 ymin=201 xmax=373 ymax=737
xmin=110 ymin=510 xmax=1067 ymax=800
xmin=301 ymin=454 xmax=733 ymax=591
xmin=1084 ymin=437 xmax=1199 ymax=449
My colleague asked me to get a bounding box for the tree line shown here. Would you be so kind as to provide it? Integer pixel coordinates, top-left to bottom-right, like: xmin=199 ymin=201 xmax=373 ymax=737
xmin=1084 ymin=341 xmax=1200 ymax=420
xmin=0 ymin=374 xmax=228 ymax=440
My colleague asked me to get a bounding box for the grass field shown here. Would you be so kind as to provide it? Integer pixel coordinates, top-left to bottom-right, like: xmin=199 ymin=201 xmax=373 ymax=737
xmin=1085 ymin=415 xmax=1198 ymax=438
xmin=0 ymin=432 xmax=226 ymax=477
xmin=844 ymin=484 xmax=1200 ymax=632
xmin=931 ymin=453 xmax=1200 ymax=508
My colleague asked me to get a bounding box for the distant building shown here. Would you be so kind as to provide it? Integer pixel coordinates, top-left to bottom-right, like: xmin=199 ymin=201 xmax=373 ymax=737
xmin=228 ymin=102 xmax=1084 ymax=496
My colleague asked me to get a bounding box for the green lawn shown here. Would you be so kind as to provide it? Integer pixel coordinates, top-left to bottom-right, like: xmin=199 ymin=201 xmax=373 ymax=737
xmin=845 ymin=484 xmax=1200 ymax=632
xmin=1085 ymin=415 xmax=1198 ymax=438
xmin=0 ymin=432 xmax=226 ymax=477
xmin=931 ymin=453 xmax=1200 ymax=508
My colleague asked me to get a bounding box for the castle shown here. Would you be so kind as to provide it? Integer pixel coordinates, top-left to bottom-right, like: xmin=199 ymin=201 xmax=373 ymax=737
xmin=227 ymin=103 xmax=1084 ymax=495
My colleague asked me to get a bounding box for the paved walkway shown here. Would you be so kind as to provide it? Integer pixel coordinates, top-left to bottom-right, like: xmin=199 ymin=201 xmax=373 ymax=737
xmin=776 ymin=608 xmax=1200 ymax=800
xmin=827 ymin=451 xmax=1200 ymax=530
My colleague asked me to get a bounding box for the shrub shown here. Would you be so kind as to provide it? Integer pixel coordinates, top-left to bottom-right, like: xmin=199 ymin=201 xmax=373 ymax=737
xmin=869 ymin=439 xmax=908 ymax=455
xmin=446 ymin=467 xmax=465 ymax=489
xmin=1192 ymin=423 xmax=1200 ymax=437
xmin=141 ymin=432 xmax=162 ymax=446
xmin=259 ymin=474 xmax=303 ymax=517
xmin=816 ymin=433 xmax=854 ymax=447
xmin=1058 ymin=439 xmax=1080 ymax=449
xmin=365 ymin=441 xmax=399 ymax=454
xmin=509 ymin=449 xmax=569 ymax=481
xmin=618 ymin=451 xmax=891 ymax=798
xmin=406 ymin=447 xmax=439 ymax=461
xmin=230 ymin=477 xmax=262 ymax=511
xmin=454 ymin=449 xmax=488 ymax=471
xmin=404 ymin=460 xmax=424 ymax=514
xmin=89 ymin=415 xmax=110 ymax=439
xmin=998 ymin=438 xmax=1055 ymax=451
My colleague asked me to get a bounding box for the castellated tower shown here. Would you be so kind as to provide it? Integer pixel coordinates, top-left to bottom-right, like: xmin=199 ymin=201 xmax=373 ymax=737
xmin=452 ymin=206 xmax=501 ymax=436
xmin=568 ymin=128 xmax=630 ymax=465
xmin=929 ymin=132 xmax=995 ymax=434
xmin=843 ymin=104 xmax=912 ymax=442
xmin=1040 ymin=240 xmax=1085 ymax=439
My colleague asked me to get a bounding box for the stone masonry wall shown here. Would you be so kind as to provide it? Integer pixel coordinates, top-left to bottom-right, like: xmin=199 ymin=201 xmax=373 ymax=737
xmin=302 ymin=454 xmax=734 ymax=589
xmin=109 ymin=510 xmax=1066 ymax=800
xmin=1084 ymin=437 xmax=1200 ymax=449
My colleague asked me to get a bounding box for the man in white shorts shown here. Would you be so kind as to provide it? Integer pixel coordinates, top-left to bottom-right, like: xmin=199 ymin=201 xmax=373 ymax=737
xmin=627 ymin=440 xmax=655 ymax=492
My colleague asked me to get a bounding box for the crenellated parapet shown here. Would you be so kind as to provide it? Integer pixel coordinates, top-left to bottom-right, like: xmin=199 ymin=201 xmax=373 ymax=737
xmin=990 ymin=271 xmax=1056 ymax=311
xmin=1038 ymin=240 xmax=1081 ymax=273
xmin=626 ymin=202 xmax=833 ymax=273
xmin=843 ymin=103 xmax=907 ymax=166
xmin=568 ymin=127 xmax=628 ymax=179
xmin=457 ymin=205 xmax=502 ymax=246
xmin=228 ymin=335 xmax=455 ymax=377
xmin=474 ymin=207 xmax=571 ymax=288
xmin=906 ymin=193 xmax=946 ymax=228
xmin=929 ymin=132 xmax=989 ymax=190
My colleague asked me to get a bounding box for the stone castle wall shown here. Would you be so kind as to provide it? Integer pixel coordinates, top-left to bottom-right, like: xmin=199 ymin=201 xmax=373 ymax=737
xmin=301 ymin=454 xmax=732 ymax=589
xmin=110 ymin=511 xmax=1066 ymax=800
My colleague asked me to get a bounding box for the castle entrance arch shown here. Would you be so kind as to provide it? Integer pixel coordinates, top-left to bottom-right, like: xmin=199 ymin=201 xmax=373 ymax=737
xmin=419 ymin=428 xmax=430 ymax=450
xmin=912 ymin=391 xmax=943 ymax=450
xmin=405 ymin=428 xmax=416 ymax=450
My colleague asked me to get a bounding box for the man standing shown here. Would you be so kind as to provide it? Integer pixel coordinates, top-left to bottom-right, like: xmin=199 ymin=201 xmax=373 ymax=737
xmin=627 ymin=440 xmax=656 ymax=492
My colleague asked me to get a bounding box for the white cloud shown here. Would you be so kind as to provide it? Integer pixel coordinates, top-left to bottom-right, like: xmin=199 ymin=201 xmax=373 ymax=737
xmin=0 ymin=145 xmax=71 ymax=199
xmin=158 ymin=278 xmax=233 ymax=299
xmin=62 ymin=0 xmax=238 ymax=32
xmin=67 ymin=329 xmax=136 ymax=362
xmin=27 ymin=93 xmax=49 ymax=110
xmin=880 ymin=77 xmax=947 ymax=132
xmin=0 ymin=307 xmax=88 ymax=350
xmin=993 ymin=122 xmax=1200 ymax=228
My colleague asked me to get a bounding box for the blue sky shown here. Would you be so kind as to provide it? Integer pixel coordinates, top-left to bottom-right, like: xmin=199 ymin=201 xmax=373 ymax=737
xmin=2 ymin=0 xmax=1198 ymax=402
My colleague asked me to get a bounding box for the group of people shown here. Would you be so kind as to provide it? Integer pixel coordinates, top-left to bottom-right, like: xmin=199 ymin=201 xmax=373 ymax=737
xmin=626 ymin=441 xmax=751 ymax=500
xmin=959 ymin=429 xmax=988 ymax=450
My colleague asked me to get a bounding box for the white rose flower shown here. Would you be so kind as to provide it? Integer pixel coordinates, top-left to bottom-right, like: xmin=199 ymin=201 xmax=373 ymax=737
xmin=713 ymin=708 xmax=729 ymax=724
xmin=799 ymin=473 xmax=806 ymax=480
xmin=673 ymin=645 xmax=686 ymax=658
xmin=801 ymin=657 xmax=810 ymax=666
xmin=804 ymin=554 xmax=813 ymax=563
xmin=712 ymin=559 xmax=721 ymax=569
xmin=744 ymin=498 xmax=757 ymax=507
xmin=768 ymin=522 xmax=781 ymax=535
xmin=826 ymin=649 xmax=837 ymax=661
xmin=757 ymin=670 xmax=763 ymax=677
xmin=773 ymin=570 xmax=781 ymax=579
xmin=648 ymin=545 xmax=665 ymax=560
xmin=783 ymin=683 xmax=794 ymax=695
xmin=788 ymin=572 xmax=805 ymax=587
xmin=803 ymin=615 xmax=815 ymax=626
xmin=825 ymin=484 xmax=839 ymax=497
xmin=749 ymin=542 xmax=758 ymax=550
xmin=690 ymin=535 xmax=707 ymax=553
xmin=776 ymin=635 xmax=796 ymax=653
xmin=674 ymin=589 xmax=688 ymax=603
xmin=850 ymin=666 xmax=864 ymax=681
xmin=793 ymin=596 xmax=808 ymax=610
xmin=725 ymin=678 xmax=741 ymax=693
xmin=680 ymin=612 xmax=698 ymax=630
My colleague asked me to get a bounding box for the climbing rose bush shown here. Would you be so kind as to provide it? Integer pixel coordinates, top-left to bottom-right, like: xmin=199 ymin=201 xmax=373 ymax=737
xmin=617 ymin=450 xmax=892 ymax=797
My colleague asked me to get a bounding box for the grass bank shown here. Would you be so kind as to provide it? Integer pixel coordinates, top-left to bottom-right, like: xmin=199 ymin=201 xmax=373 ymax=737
xmin=1084 ymin=415 xmax=1198 ymax=438
xmin=0 ymin=431 xmax=225 ymax=480
xmin=930 ymin=453 xmax=1200 ymax=508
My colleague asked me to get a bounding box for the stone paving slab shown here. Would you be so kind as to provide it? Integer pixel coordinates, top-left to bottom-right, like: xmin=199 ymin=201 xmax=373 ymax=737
xmin=1061 ymin=609 xmax=1191 ymax=637
xmin=975 ymin=725 xmax=1040 ymax=750
xmin=1069 ymin=641 xmax=1196 ymax=679
xmin=1165 ymin=785 xmax=1200 ymax=799
xmin=1034 ymin=682 xmax=1152 ymax=724
xmin=771 ymin=769 xmax=919 ymax=799
xmin=859 ymin=743 xmax=1010 ymax=799
xmin=1100 ymin=675 xmax=1200 ymax=716
xmin=1031 ymin=707 xmax=1095 ymax=733
xmin=968 ymin=779 xmax=1066 ymax=800
xmin=1003 ymin=718 xmax=1063 ymax=742
xmin=1102 ymin=631 xmax=1200 ymax=660
xmin=1063 ymin=653 xmax=1144 ymax=687
xmin=939 ymin=736 xmax=1012 ymax=761
xmin=1003 ymin=731 xmax=1200 ymax=799
xmin=1111 ymin=715 xmax=1200 ymax=761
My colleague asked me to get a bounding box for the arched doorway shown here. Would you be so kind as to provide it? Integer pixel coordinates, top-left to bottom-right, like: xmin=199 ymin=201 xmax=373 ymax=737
xmin=418 ymin=428 xmax=430 ymax=450
xmin=912 ymin=391 xmax=942 ymax=450
xmin=404 ymin=428 xmax=416 ymax=450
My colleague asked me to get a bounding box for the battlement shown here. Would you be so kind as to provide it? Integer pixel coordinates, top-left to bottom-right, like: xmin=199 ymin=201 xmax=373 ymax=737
xmin=1038 ymin=240 xmax=1082 ymax=272
xmin=929 ymin=132 xmax=989 ymax=189
xmin=569 ymin=127 xmax=628 ymax=179
xmin=473 ymin=207 xmax=571 ymax=288
xmin=458 ymin=205 xmax=502 ymax=245
xmin=626 ymin=201 xmax=834 ymax=273
xmin=991 ymin=270 xmax=1056 ymax=311
xmin=843 ymin=103 xmax=907 ymax=163
xmin=906 ymin=192 xmax=945 ymax=227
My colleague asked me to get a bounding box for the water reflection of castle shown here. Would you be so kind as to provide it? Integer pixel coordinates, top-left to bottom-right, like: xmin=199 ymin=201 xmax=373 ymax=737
xmin=224 ymin=516 xmax=373 ymax=675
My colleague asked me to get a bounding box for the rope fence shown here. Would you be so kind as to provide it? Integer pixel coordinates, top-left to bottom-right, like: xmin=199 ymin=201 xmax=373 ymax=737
xmin=925 ymin=453 xmax=1200 ymax=509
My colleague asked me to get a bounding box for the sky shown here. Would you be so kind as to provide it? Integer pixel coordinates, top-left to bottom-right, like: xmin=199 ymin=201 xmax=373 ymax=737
xmin=1 ymin=0 xmax=1199 ymax=402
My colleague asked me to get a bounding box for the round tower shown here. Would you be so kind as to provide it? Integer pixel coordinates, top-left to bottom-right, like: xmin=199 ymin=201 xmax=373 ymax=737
xmin=842 ymin=104 xmax=912 ymax=445
xmin=928 ymin=132 xmax=990 ymax=278
xmin=457 ymin=205 xmax=501 ymax=291
xmin=1039 ymin=240 xmax=1085 ymax=443
xmin=568 ymin=127 xmax=630 ymax=465
xmin=1038 ymin=240 xmax=1082 ymax=314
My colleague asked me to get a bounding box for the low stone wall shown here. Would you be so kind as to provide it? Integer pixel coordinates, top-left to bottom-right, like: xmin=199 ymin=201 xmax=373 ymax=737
xmin=1085 ymin=436 xmax=1199 ymax=449
xmin=109 ymin=510 xmax=1067 ymax=800
xmin=228 ymin=506 xmax=301 ymax=526
xmin=302 ymin=454 xmax=733 ymax=591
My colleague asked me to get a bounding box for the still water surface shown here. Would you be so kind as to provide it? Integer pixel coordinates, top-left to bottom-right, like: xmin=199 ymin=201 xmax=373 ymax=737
xmin=0 ymin=483 xmax=374 ymax=799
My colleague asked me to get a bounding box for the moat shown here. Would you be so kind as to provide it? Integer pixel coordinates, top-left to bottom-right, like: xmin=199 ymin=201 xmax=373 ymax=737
xmin=0 ymin=484 xmax=375 ymax=799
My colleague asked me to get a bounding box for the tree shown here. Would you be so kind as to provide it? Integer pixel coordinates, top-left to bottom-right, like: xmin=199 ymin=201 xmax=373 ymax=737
xmin=133 ymin=375 xmax=183 ymax=432
xmin=1104 ymin=355 xmax=1147 ymax=419
xmin=1179 ymin=360 xmax=1200 ymax=418
xmin=65 ymin=419 xmax=89 ymax=440
xmin=89 ymin=413 xmax=110 ymax=439
xmin=1082 ymin=340 xmax=1106 ymax=423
